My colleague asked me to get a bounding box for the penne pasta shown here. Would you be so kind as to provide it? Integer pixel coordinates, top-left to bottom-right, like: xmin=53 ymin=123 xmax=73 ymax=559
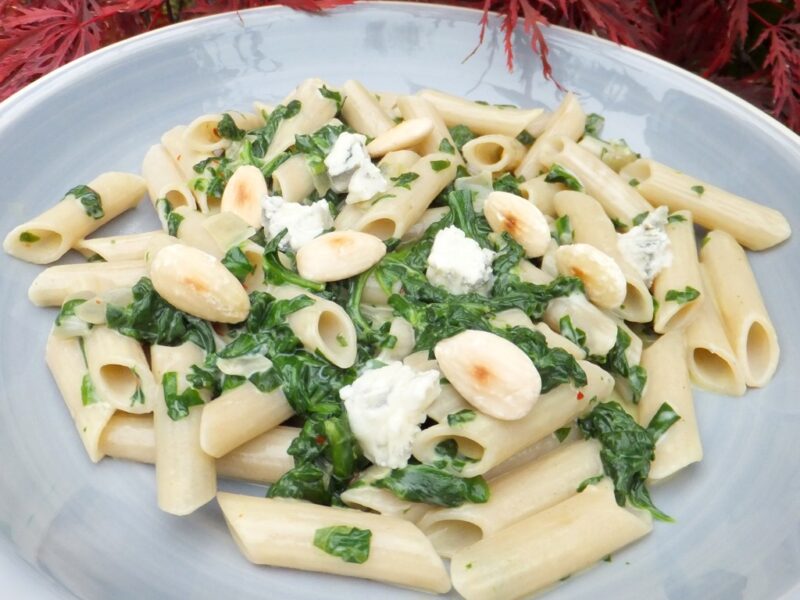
xmin=462 ymin=134 xmax=525 ymax=174
xmin=74 ymin=230 xmax=167 ymax=263
xmin=396 ymin=95 xmax=461 ymax=158
xmin=340 ymin=80 xmax=395 ymax=138
xmin=28 ymin=260 xmax=147 ymax=307
xmin=141 ymin=144 xmax=196 ymax=216
xmin=271 ymin=154 xmax=316 ymax=203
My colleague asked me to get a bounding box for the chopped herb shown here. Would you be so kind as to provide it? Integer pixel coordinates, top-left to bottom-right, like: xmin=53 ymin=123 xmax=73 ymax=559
xmin=130 ymin=385 xmax=145 ymax=406
xmin=448 ymin=124 xmax=477 ymax=151
xmin=558 ymin=315 xmax=586 ymax=349
xmin=665 ymin=286 xmax=701 ymax=304
xmin=373 ymin=465 xmax=490 ymax=507
xmin=603 ymin=554 xmax=613 ymax=563
xmin=335 ymin=333 xmax=348 ymax=347
xmin=553 ymin=215 xmax=573 ymax=245
xmin=55 ymin=298 xmax=87 ymax=326
xmin=515 ymin=130 xmax=535 ymax=145
xmin=667 ymin=213 xmax=687 ymax=224
xmin=447 ymin=409 xmax=477 ymax=427
xmin=432 ymin=439 xmax=478 ymax=472
xmin=222 ymin=246 xmax=255 ymax=283
xmin=611 ymin=217 xmax=628 ymax=232
xmin=313 ymin=526 xmax=371 ymax=564
xmin=466 ymin=562 xmax=474 ymax=570
xmin=691 ymin=185 xmax=705 ymax=196
xmin=438 ymin=138 xmax=456 ymax=155
xmin=577 ymin=474 xmax=605 ymax=492
xmin=318 ymin=85 xmax=344 ymax=111
xmin=294 ymin=122 xmax=349 ymax=175
xmin=217 ymin=113 xmax=246 ymax=141
xmin=19 ymin=231 xmax=40 ymax=243
xmin=162 ymin=371 xmax=205 ymax=421
xmin=65 ymin=185 xmax=103 ymax=219
xmin=430 ymin=159 xmax=451 ymax=172
xmin=578 ymin=401 xmax=679 ymax=521
xmin=584 ymin=113 xmax=605 ymax=137
xmin=628 ymin=178 xmax=640 ymax=187
xmin=262 ymin=230 xmax=326 ymax=293
xmin=554 ymin=426 xmax=571 ymax=443
xmin=544 ymin=164 xmax=583 ymax=191
xmin=248 ymin=99 xmax=302 ymax=158
xmin=370 ymin=192 xmax=396 ymax=204
xmin=86 ymin=253 xmax=106 ymax=263
xmin=166 ymin=211 xmax=184 ymax=237
xmin=80 ymin=374 xmax=100 ymax=406
xmin=632 ymin=211 xmax=649 ymax=226
xmin=390 ymin=172 xmax=420 ymax=189
xmin=592 ymin=328 xmax=647 ymax=403
xmin=646 ymin=402 xmax=681 ymax=441
xmin=493 ymin=173 xmax=522 ymax=195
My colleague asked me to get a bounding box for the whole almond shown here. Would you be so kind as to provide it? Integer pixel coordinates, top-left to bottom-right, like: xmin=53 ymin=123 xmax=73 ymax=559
xmin=296 ymin=231 xmax=386 ymax=282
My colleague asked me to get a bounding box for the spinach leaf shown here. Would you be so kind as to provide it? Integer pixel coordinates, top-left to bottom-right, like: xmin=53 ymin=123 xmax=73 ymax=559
xmin=691 ymin=185 xmax=705 ymax=196
xmin=249 ymin=99 xmax=302 ymax=158
xmin=646 ymin=402 xmax=681 ymax=441
xmin=80 ymin=374 xmax=100 ymax=406
xmin=217 ymin=113 xmax=246 ymax=141
xmin=592 ymin=327 xmax=647 ymax=403
xmin=65 ymin=185 xmax=103 ymax=219
xmin=262 ymin=230 xmax=326 ymax=293
xmin=553 ymin=215 xmax=573 ymax=245
xmin=448 ymin=124 xmax=476 ymax=151
xmin=373 ymin=464 xmax=490 ymax=507
xmin=106 ymin=277 xmax=216 ymax=353
xmin=319 ymin=85 xmax=344 ymax=111
xmin=554 ymin=426 xmax=571 ymax=442
xmin=268 ymin=463 xmax=330 ymax=505
xmin=161 ymin=371 xmax=205 ymax=421
xmin=576 ymin=474 xmax=605 ymax=492
xmin=559 ymin=314 xmax=586 ymax=349
xmin=432 ymin=439 xmax=478 ymax=472
xmin=578 ymin=401 xmax=679 ymax=521
xmin=222 ymin=246 xmax=255 ymax=283
xmin=667 ymin=213 xmax=686 ymax=224
xmin=665 ymin=286 xmax=700 ymax=304
xmin=438 ymin=138 xmax=456 ymax=154
xmin=390 ymin=172 xmax=419 ymax=190
xmin=447 ymin=409 xmax=476 ymax=427
xmin=166 ymin=211 xmax=184 ymax=237
xmin=632 ymin=211 xmax=649 ymax=226
xmin=430 ymin=159 xmax=451 ymax=172
xmin=19 ymin=231 xmax=39 ymax=243
xmin=544 ymin=164 xmax=584 ymax=192
xmin=584 ymin=113 xmax=605 ymax=138
xmin=493 ymin=173 xmax=522 ymax=195
xmin=55 ymin=298 xmax=87 ymax=326
xmin=515 ymin=130 xmax=535 ymax=145
xmin=313 ymin=526 xmax=371 ymax=564
xmin=294 ymin=123 xmax=349 ymax=175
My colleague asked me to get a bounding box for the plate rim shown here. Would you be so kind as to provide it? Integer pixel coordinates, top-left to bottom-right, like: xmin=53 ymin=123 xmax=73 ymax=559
xmin=1 ymin=1 xmax=798 ymax=148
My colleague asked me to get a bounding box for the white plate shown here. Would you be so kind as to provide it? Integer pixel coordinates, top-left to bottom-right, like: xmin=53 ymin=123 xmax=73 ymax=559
xmin=1 ymin=4 xmax=799 ymax=599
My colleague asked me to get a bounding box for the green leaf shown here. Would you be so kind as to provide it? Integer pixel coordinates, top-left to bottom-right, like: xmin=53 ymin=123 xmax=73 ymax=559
xmin=166 ymin=211 xmax=184 ymax=237
xmin=632 ymin=211 xmax=649 ymax=226
xmin=492 ymin=173 xmax=522 ymax=195
xmin=544 ymin=164 xmax=583 ymax=191
xmin=319 ymin=85 xmax=344 ymax=111
xmin=559 ymin=315 xmax=586 ymax=349
xmin=130 ymin=385 xmax=145 ymax=406
xmin=447 ymin=409 xmax=477 ymax=427
xmin=593 ymin=327 xmax=647 ymax=403
xmin=390 ymin=172 xmax=419 ymax=190
xmin=80 ymin=374 xmax=100 ymax=406
xmin=373 ymin=464 xmax=490 ymax=507
xmin=56 ymin=298 xmax=87 ymax=326
xmin=667 ymin=213 xmax=687 ymax=224
xmin=448 ymin=124 xmax=477 ymax=151
xmin=515 ymin=130 xmax=535 ymax=145
xmin=313 ymin=526 xmax=371 ymax=564
xmin=430 ymin=159 xmax=451 ymax=172
xmin=665 ymin=286 xmax=701 ymax=304
xmin=554 ymin=426 xmax=571 ymax=443
xmin=161 ymin=371 xmax=205 ymax=421
xmin=578 ymin=401 xmax=677 ymax=521
xmin=217 ymin=113 xmax=246 ymax=141
xmin=438 ymin=138 xmax=456 ymax=155
xmin=263 ymin=230 xmax=326 ymax=293
xmin=691 ymin=185 xmax=705 ymax=196
xmin=628 ymin=178 xmax=640 ymax=187
xmin=249 ymin=99 xmax=302 ymax=158
xmin=646 ymin=402 xmax=681 ymax=442
xmin=432 ymin=439 xmax=478 ymax=472
xmin=294 ymin=122 xmax=349 ymax=175
xmin=584 ymin=113 xmax=605 ymax=138
xmin=268 ymin=463 xmax=331 ymax=505
xmin=576 ymin=474 xmax=605 ymax=492
xmin=222 ymin=246 xmax=255 ymax=283
xmin=65 ymin=185 xmax=103 ymax=219
xmin=553 ymin=215 xmax=573 ymax=245
xmin=611 ymin=217 xmax=628 ymax=232
xmin=86 ymin=253 xmax=106 ymax=263
xmin=19 ymin=231 xmax=40 ymax=243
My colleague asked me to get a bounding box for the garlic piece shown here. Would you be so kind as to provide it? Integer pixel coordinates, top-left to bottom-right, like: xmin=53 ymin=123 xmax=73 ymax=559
xmin=150 ymin=244 xmax=250 ymax=323
xmin=434 ymin=329 xmax=541 ymax=420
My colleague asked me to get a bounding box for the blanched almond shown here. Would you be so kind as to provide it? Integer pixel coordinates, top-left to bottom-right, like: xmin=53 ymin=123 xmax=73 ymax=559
xmin=150 ymin=244 xmax=250 ymax=323
xmin=555 ymin=243 xmax=626 ymax=309
xmin=296 ymin=231 xmax=386 ymax=282
xmin=220 ymin=165 xmax=267 ymax=228
xmin=434 ymin=330 xmax=541 ymax=420
xmin=366 ymin=118 xmax=435 ymax=157
xmin=483 ymin=191 xmax=550 ymax=257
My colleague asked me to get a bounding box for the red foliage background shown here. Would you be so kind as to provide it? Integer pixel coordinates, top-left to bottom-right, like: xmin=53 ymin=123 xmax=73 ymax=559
xmin=1 ymin=0 xmax=798 ymax=131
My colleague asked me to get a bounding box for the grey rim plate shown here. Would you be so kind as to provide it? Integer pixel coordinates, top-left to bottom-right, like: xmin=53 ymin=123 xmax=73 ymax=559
xmin=1 ymin=3 xmax=799 ymax=599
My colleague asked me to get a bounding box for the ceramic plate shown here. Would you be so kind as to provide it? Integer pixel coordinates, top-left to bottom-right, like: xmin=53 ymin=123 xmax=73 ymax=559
xmin=1 ymin=4 xmax=799 ymax=599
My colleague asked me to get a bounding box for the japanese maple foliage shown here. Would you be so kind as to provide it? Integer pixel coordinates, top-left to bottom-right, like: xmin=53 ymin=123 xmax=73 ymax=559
xmin=1 ymin=0 xmax=798 ymax=131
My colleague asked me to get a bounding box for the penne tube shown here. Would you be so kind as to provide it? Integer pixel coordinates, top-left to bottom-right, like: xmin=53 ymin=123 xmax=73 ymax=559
xmin=638 ymin=330 xmax=703 ymax=481
xmin=5 ymin=172 xmax=146 ymax=264
xmin=652 ymin=210 xmax=704 ymax=333
xmin=540 ymin=138 xmax=654 ymax=226
xmin=141 ymin=144 xmax=196 ymax=216
xmin=341 ymin=467 xmax=431 ymax=523
xmin=200 ymin=382 xmax=293 ymax=458
xmin=183 ymin=111 xmax=260 ymax=154
xmin=483 ymin=431 xmax=576 ymax=480
xmin=150 ymin=343 xmax=216 ymax=516
xmin=170 ymin=206 xmax=224 ymax=257
xmin=84 ymin=326 xmax=157 ymax=414
xmin=554 ymin=190 xmax=653 ymax=323
xmin=100 ymin=413 xmax=297 ymax=484
xmin=252 ymin=101 xmax=273 ymax=122
xmin=28 ymin=260 xmax=147 ymax=307
xmin=377 ymin=149 xmax=421 ymax=179
xmin=534 ymin=322 xmax=586 ymax=359
xmin=74 ymin=230 xmax=168 ymax=263
xmin=518 ymin=175 xmax=564 ymax=217
xmin=45 ymin=331 xmax=116 ymax=463
xmin=374 ymin=91 xmax=400 ymax=118
xmin=515 ymin=92 xmax=585 ymax=179
xmin=161 ymin=125 xmax=210 ymax=212
xmin=426 ymin=384 xmax=469 ymax=423
xmin=350 ymin=152 xmax=457 ymax=240
xmin=461 ymin=134 xmax=525 ymax=173
xmin=217 ymin=494 xmax=451 ymax=594
xmin=700 ymin=230 xmax=780 ymax=387
xmin=264 ymin=78 xmax=339 ymax=162
xmin=620 ymin=159 xmax=791 ymax=250
xmin=340 ymin=80 xmax=395 ymax=138
xmin=419 ymin=439 xmax=603 ymax=557
xmin=685 ymin=266 xmax=746 ymax=396
xmin=271 ymin=154 xmax=315 ymax=203
xmin=402 ymin=206 xmax=449 ymax=242
xmin=417 ymin=89 xmax=544 ymax=137
xmin=544 ymin=295 xmax=619 ymax=357
xmin=268 ymin=284 xmax=357 ymax=368
xmin=412 ymin=361 xmax=614 ymax=476
xmin=450 ymin=480 xmax=652 ymax=600
xmin=396 ymin=95 xmax=461 ymax=158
